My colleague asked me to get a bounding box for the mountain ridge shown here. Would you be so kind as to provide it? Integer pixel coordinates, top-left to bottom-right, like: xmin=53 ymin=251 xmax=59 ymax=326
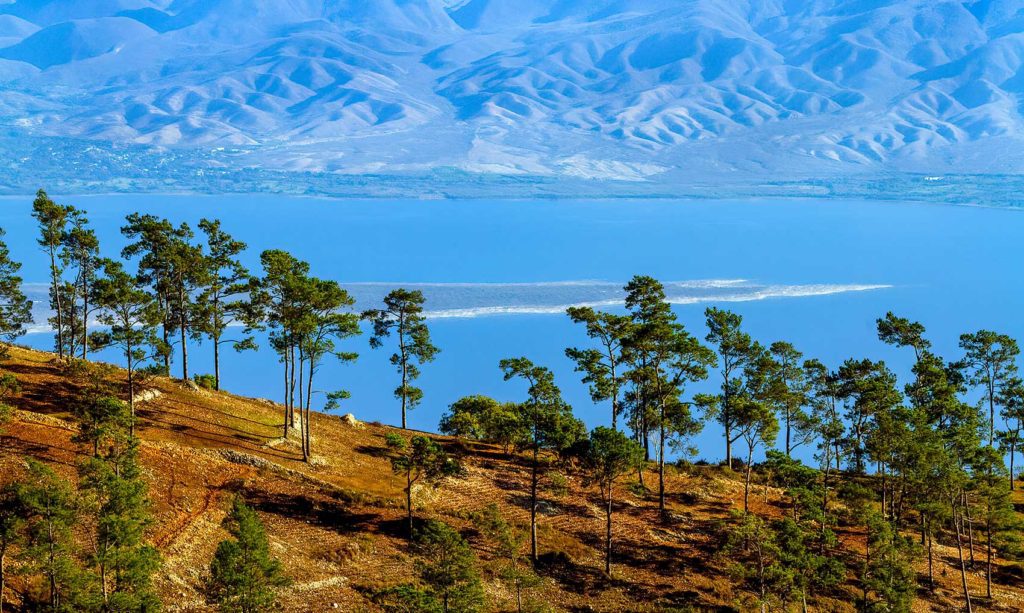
xmin=2 ymin=0 xmax=1024 ymax=187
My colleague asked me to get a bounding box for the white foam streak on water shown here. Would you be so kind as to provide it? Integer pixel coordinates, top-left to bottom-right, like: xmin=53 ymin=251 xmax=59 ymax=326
xmin=21 ymin=280 xmax=890 ymax=332
xmin=422 ymin=283 xmax=891 ymax=319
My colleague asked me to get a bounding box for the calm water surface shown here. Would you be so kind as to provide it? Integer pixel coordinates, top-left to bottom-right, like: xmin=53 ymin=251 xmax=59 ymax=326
xmin=2 ymin=195 xmax=1021 ymax=463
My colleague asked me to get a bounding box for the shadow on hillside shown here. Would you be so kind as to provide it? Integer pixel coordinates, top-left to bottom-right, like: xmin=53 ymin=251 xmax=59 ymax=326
xmin=163 ymin=395 xmax=282 ymax=432
xmin=153 ymin=398 xmax=280 ymax=440
xmin=4 ymin=362 xmax=80 ymax=415
xmin=640 ymin=591 xmax=734 ymax=613
xmin=534 ymin=550 xmax=624 ymax=596
xmin=991 ymin=560 xmax=1024 ymax=585
xmin=0 ymin=434 xmax=79 ymax=468
xmin=354 ymin=443 xmax=392 ymax=459
xmin=241 ymin=489 xmax=381 ymax=535
xmin=663 ymin=489 xmax=734 ymax=514
xmin=136 ymin=407 xmax=298 ymax=461
xmin=452 ymin=440 xmax=532 ymax=466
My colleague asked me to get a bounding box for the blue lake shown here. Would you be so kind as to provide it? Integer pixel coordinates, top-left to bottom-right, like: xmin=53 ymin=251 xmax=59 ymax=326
xmin=2 ymin=194 xmax=1023 ymax=464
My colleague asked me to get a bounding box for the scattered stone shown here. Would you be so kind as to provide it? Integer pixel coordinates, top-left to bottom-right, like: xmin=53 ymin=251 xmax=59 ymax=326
xmin=340 ymin=413 xmax=363 ymax=428
xmin=217 ymin=449 xmax=274 ymax=470
xmin=15 ymin=410 xmax=76 ymax=431
xmin=183 ymin=379 xmax=201 ymax=392
xmin=537 ymin=500 xmax=561 ymax=516
xmin=136 ymin=388 xmax=162 ymax=403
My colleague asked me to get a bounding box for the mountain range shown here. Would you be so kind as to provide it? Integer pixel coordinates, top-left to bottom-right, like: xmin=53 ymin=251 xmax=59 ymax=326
xmin=2 ymin=0 xmax=1024 ymax=189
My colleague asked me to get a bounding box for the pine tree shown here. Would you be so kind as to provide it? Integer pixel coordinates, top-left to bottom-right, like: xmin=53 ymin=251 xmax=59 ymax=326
xmin=386 ymin=434 xmax=462 ymax=536
xmin=565 ymin=306 xmax=633 ymax=430
xmin=768 ymin=342 xmax=815 ymax=457
xmin=363 ymin=289 xmax=439 ymax=430
xmin=973 ymin=445 xmax=1015 ymax=600
xmin=90 ymin=260 xmax=163 ymax=435
xmin=122 ymin=214 xmax=206 ymax=380
xmin=0 ymin=485 xmax=24 ymax=613
xmin=580 ymin=426 xmax=644 ymax=576
xmin=774 ymin=517 xmax=843 ymax=611
xmin=862 ymin=512 xmax=918 ymax=613
xmin=208 ymin=497 xmax=289 ymax=613
xmin=295 ymin=277 xmax=360 ymax=461
xmin=77 ymin=395 xmax=161 ymax=612
xmin=73 ymin=395 xmax=132 ymax=459
xmin=415 ymin=520 xmax=483 ymax=613
xmin=702 ymin=307 xmax=754 ymax=468
xmin=959 ymin=330 xmax=1019 ymax=447
xmin=195 ymin=219 xmax=253 ymax=391
xmin=471 ymin=504 xmax=539 ymax=613
xmin=735 ymin=346 xmax=781 ymax=514
xmin=246 ymin=250 xmax=308 ymax=437
xmin=32 ymin=189 xmax=72 ymax=360
xmin=803 ymin=358 xmax=845 ymax=531
xmin=622 ymin=276 xmax=714 ymax=517
xmin=0 ymin=226 xmax=33 ymax=360
xmin=58 ymin=207 xmax=100 ymax=360
xmin=717 ymin=512 xmax=791 ymax=613
xmin=500 ymin=357 xmax=583 ymax=561
xmin=997 ymin=379 xmax=1023 ymax=490
xmin=15 ymin=459 xmax=90 ymax=611
xmin=836 ymin=359 xmax=902 ymax=474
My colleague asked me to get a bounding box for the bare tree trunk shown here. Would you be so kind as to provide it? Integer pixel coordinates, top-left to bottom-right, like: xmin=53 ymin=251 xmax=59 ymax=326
xmin=642 ymin=411 xmax=650 ymax=462
xmin=724 ymin=421 xmax=732 ymax=468
xmin=406 ymin=467 xmax=413 ymax=537
xmin=605 ymin=486 xmax=613 ymax=576
xmin=82 ymin=276 xmax=89 ymax=360
xmin=100 ymin=554 xmax=108 ymax=605
xmin=399 ymin=313 xmax=409 ymax=429
xmin=288 ymin=344 xmax=296 ymax=428
xmin=953 ymin=499 xmax=973 ymax=613
xmin=658 ymin=401 xmax=666 ymax=518
xmin=127 ymin=341 xmax=135 ymax=437
xmin=965 ymin=493 xmax=976 ymax=567
xmin=1 ymin=544 xmax=7 ymax=613
xmin=213 ymin=335 xmax=221 ymax=391
xmin=744 ymin=443 xmax=753 ymax=514
xmin=610 ymin=359 xmax=618 ymax=431
xmin=282 ymin=352 xmax=289 ymax=438
xmin=530 ymin=447 xmax=539 ymax=562
xmin=49 ymin=249 xmax=64 ymax=360
xmin=785 ymin=408 xmax=791 ymax=457
xmin=821 ymin=457 xmax=830 ymax=554
xmin=723 ymin=370 xmax=734 ymax=469
xmin=179 ymin=284 xmax=189 ymax=381
xmin=1010 ymin=437 xmax=1017 ymax=491
xmin=927 ymin=525 xmax=934 ymax=591
xmin=298 ymin=353 xmax=304 ymax=423
xmin=986 ymin=513 xmax=993 ymax=599
xmin=305 ymin=358 xmax=314 ymax=461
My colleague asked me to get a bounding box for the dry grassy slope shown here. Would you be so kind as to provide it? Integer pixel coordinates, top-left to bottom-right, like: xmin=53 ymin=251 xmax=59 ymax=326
xmin=1 ymin=345 xmax=1023 ymax=612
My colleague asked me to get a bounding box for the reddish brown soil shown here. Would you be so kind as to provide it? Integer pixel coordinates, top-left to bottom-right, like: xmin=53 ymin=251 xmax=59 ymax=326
xmin=1 ymin=345 xmax=1022 ymax=612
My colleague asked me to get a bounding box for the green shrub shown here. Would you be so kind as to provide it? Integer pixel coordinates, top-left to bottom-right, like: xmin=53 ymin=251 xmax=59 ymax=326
xmin=193 ymin=373 xmax=217 ymax=390
xmin=368 ymin=584 xmax=441 ymax=613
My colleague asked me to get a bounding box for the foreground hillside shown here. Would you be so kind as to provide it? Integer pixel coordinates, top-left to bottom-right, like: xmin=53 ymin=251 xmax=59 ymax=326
xmin=1 ymin=345 xmax=1022 ymax=612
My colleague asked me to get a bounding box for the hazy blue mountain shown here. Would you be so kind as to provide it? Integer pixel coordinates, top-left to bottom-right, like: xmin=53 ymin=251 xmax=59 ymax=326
xmin=1 ymin=0 xmax=1023 ymax=185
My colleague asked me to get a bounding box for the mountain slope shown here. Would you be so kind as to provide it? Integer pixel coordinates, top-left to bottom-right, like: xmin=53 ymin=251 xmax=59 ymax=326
xmin=2 ymin=345 xmax=1023 ymax=611
xmin=1 ymin=1 xmax=1024 ymax=186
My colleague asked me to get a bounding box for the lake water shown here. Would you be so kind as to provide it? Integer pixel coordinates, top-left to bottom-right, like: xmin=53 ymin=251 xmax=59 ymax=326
xmin=2 ymin=194 xmax=1023 ymax=464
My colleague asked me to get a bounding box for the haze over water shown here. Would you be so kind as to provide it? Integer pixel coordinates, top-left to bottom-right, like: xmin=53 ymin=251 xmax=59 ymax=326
xmin=4 ymin=194 xmax=1022 ymax=464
